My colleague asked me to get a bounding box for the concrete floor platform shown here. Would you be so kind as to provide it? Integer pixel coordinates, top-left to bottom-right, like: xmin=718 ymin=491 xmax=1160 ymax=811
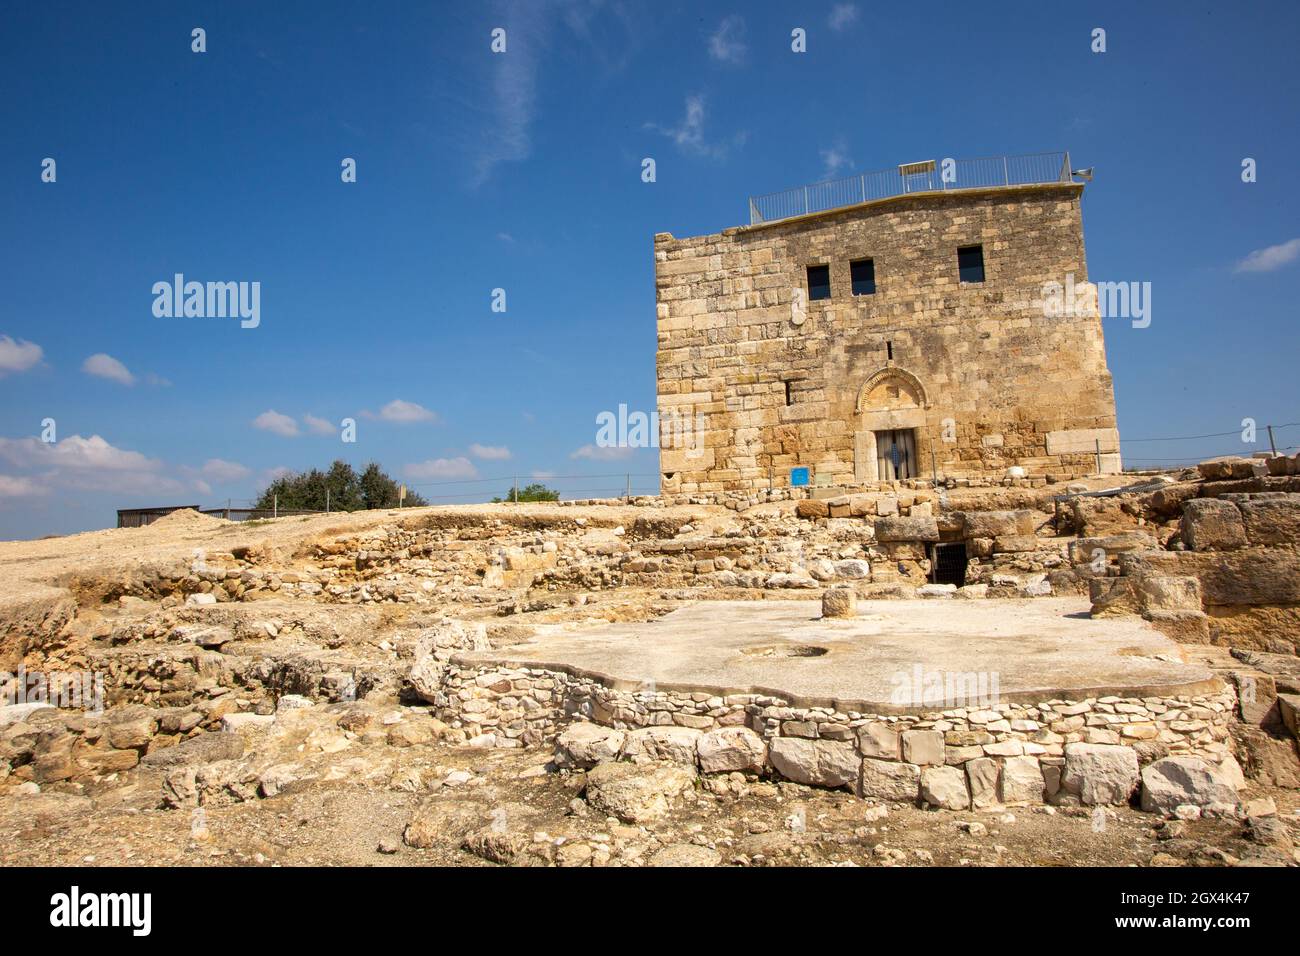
xmin=457 ymin=598 xmax=1222 ymax=712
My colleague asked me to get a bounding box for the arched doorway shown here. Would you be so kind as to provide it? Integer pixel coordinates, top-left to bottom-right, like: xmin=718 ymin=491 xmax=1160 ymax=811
xmin=854 ymin=367 xmax=929 ymax=482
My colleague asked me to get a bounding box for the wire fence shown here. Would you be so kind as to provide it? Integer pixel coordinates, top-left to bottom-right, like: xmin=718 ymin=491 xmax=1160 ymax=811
xmin=749 ymin=151 xmax=1073 ymax=224
xmin=1118 ymin=421 xmax=1299 ymax=470
xmin=118 ymin=422 xmax=1298 ymax=526
xmin=404 ymin=472 xmax=663 ymax=504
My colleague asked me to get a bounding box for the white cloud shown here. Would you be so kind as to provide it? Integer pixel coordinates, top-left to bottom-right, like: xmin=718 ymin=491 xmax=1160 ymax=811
xmin=531 ymin=470 xmax=556 ymax=480
xmin=144 ymin=372 xmax=172 ymax=387
xmin=0 ymin=434 xmax=185 ymax=497
xmin=405 ymin=457 xmax=478 ymax=480
xmin=252 ymin=410 xmax=300 ymax=437
xmin=0 ymin=434 xmax=160 ymax=473
xmin=193 ymin=479 xmax=212 ymax=496
xmin=647 ymin=94 xmax=745 ymax=160
xmin=1235 ymin=238 xmax=1300 ymax=274
xmin=369 ymin=399 xmax=439 ymax=424
xmin=263 ymin=465 xmax=293 ymax=483
xmin=828 ymin=3 xmax=859 ymax=30
xmin=82 ymin=353 xmax=136 ymax=386
xmin=820 ymin=140 xmax=853 ymax=178
xmin=469 ymin=443 xmax=512 ymax=460
xmin=303 ymin=414 xmax=336 ymax=436
xmin=708 ymin=16 xmax=747 ymax=64
xmin=570 ymin=444 xmax=635 ymax=461
xmin=0 ymin=336 xmax=43 ymax=377
xmin=0 ymin=474 xmax=48 ymax=498
xmin=199 ymin=458 xmax=250 ymax=483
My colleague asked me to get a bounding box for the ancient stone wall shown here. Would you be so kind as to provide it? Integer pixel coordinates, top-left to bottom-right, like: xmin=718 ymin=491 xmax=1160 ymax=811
xmin=655 ymin=184 xmax=1120 ymax=493
xmin=432 ymin=661 xmax=1237 ymax=809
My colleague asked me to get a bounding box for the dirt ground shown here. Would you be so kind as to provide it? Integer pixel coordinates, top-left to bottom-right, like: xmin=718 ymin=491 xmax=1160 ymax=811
xmin=3 ymin=729 xmax=1294 ymax=869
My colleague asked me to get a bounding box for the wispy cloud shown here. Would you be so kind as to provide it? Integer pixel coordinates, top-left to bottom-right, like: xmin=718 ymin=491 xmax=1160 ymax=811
xmin=303 ymin=413 xmax=336 ymax=436
xmin=1234 ymin=237 xmax=1300 ymax=274
xmin=0 ymin=474 xmax=48 ymax=498
xmin=364 ymin=399 xmax=439 ymax=424
xmin=570 ymin=444 xmax=635 ymax=461
xmin=252 ymin=410 xmax=300 ymax=437
xmin=469 ymin=443 xmax=512 ymax=460
xmin=828 ymin=3 xmax=859 ymax=31
xmin=647 ymin=94 xmax=746 ymax=160
xmin=82 ymin=352 xmax=136 ymax=386
xmin=0 ymin=336 xmax=43 ymax=377
xmin=405 ymin=457 xmax=477 ymax=480
xmin=198 ymin=458 xmax=250 ymax=483
xmin=468 ymin=3 xmax=552 ymax=186
xmin=708 ymin=16 xmax=747 ymax=64
xmin=820 ymin=140 xmax=853 ymax=178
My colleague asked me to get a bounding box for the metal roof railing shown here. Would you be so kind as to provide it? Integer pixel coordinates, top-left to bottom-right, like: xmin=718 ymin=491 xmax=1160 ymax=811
xmin=748 ymin=151 xmax=1075 ymax=225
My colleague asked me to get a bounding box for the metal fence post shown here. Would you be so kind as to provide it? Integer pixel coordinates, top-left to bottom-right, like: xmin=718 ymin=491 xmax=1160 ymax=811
xmin=1267 ymin=424 xmax=1277 ymax=456
xmin=273 ymin=494 xmax=277 ymax=519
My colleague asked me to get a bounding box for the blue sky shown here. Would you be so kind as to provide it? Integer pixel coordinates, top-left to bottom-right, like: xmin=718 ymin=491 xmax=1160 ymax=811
xmin=1 ymin=0 xmax=1297 ymax=539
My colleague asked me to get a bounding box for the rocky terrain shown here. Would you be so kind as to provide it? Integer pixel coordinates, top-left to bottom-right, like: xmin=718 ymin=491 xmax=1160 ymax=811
xmin=2 ymin=458 xmax=1298 ymax=868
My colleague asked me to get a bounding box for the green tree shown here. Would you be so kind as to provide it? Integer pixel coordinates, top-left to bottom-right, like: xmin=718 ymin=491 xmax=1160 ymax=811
xmin=253 ymin=460 xmax=425 ymax=512
xmin=492 ymin=482 xmax=560 ymax=503
xmin=359 ymin=461 xmax=423 ymax=509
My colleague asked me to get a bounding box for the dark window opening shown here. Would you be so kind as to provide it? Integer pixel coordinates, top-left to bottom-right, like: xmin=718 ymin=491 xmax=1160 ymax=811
xmin=850 ymin=258 xmax=876 ymax=295
xmin=958 ymin=245 xmax=985 ymax=284
xmin=784 ymin=380 xmax=793 ymax=406
xmin=886 ymin=340 xmax=893 ymax=361
xmin=807 ymin=264 xmax=831 ymax=301
xmin=931 ymin=542 xmax=968 ymax=586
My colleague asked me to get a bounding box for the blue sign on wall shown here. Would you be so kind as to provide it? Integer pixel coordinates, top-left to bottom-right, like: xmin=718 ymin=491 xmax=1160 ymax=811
xmin=790 ymin=467 xmax=810 ymax=487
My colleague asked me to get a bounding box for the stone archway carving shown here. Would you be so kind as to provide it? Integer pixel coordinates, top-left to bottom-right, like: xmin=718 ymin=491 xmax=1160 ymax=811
xmin=855 ymin=365 xmax=929 ymax=414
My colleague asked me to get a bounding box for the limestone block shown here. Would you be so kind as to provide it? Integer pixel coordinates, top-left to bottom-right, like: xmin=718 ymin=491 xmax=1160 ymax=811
xmin=966 ymin=757 xmax=1000 ymax=809
xmin=998 ymin=755 xmax=1046 ymax=805
xmin=585 ymin=761 xmax=695 ymax=824
xmin=1180 ymin=499 xmax=1247 ymax=551
xmin=1061 ymin=743 xmax=1139 ymax=806
xmin=696 ymin=727 xmax=767 ymax=773
xmin=1238 ymin=498 xmax=1300 ymax=547
xmin=769 ymin=737 xmax=858 ymax=788
xmin=821 ymin=587 xmax=856 ymax=618
xmin=620 ymin=726 xmax=701 ymax=765
xmin=920 ymin=765 xmax=970 ymax=810
xmin=858 ymin=759 xmax=921 ymax=803
xmin=1120 ymin=550 xmax=1300 ymax=606
xmin=1140 ymin=757 xmax=1239 ymax=815
xmin=1089 ymin=577 xmax=1140 ymax=617
xmin=857 ymin=722 xmax=901 ymax=760
xmin=901 ymin=729 xmax=944 ymax=766
xmin=874 ymin=516 xmax=940 ymax=542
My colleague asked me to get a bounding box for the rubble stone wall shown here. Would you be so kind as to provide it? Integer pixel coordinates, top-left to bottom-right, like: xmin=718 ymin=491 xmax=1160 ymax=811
xmin=433 ymin=661 xmax=1236 ymax=806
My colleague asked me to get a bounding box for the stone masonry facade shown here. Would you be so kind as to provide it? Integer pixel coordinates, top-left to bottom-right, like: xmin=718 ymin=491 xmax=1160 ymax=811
xmin=654 ymin=182 xmax=1121 ymax=493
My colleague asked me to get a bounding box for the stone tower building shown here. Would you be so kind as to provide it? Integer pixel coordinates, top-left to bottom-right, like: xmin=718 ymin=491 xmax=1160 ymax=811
xmin=653 ymin=154 xmax=1120 ymax=494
